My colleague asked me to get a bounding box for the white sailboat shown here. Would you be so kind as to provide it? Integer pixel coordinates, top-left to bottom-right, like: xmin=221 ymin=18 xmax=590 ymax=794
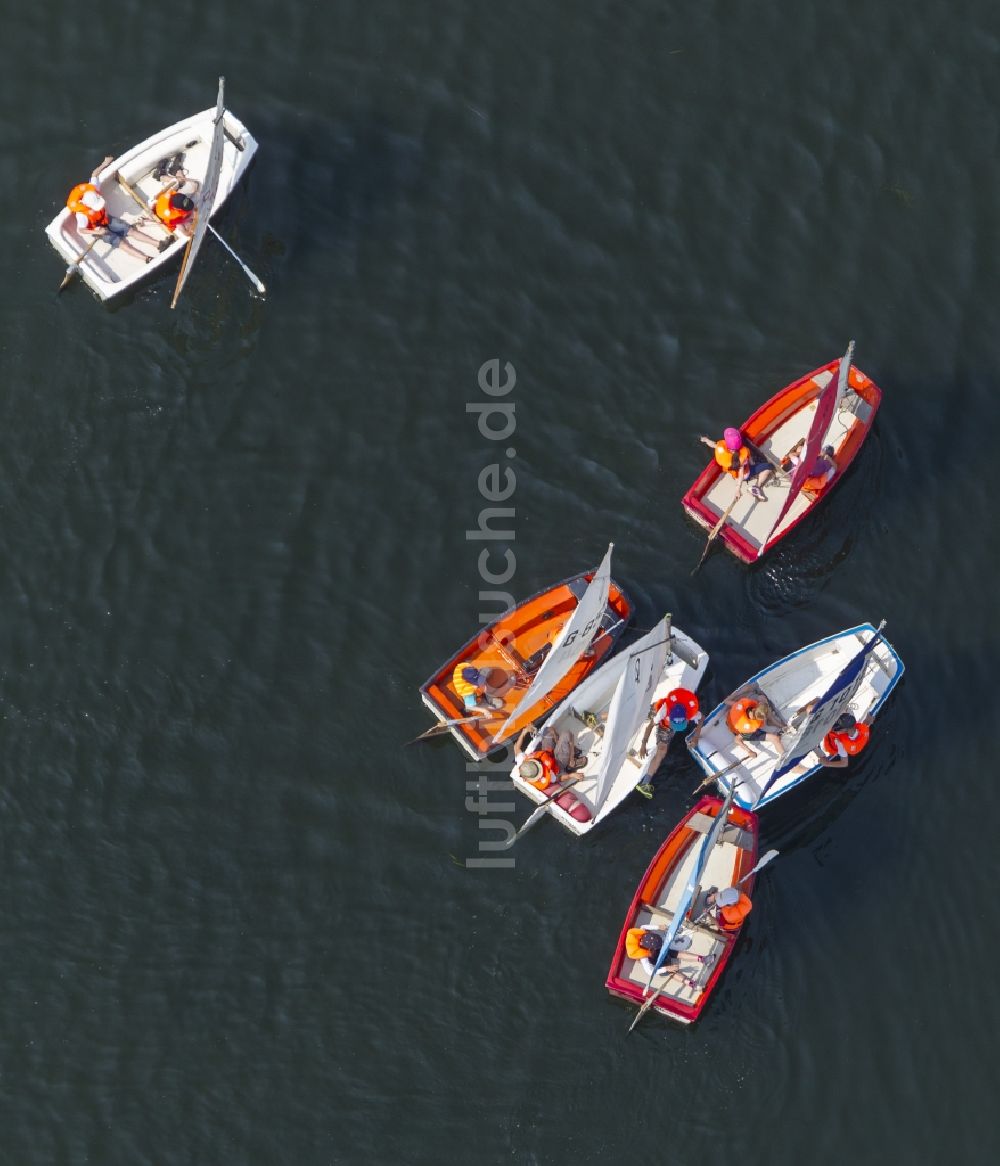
xmin=688 ymin=622 xmax=904 ymax=809
xmin=491 ymin=543 xmax=615 ymax=742
xmin=510 ymin=616 xmax=709 ymax=836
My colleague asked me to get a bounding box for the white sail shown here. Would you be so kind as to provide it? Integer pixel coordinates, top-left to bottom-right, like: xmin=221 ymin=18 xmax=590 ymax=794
xmin=589 ymin=618 xmax=670 ymax=814
xmin=494 ymin=543 xmax=613 ymax=739
xmin=171 ymin=77 xmax=227 ymax=309
xmin=830 ymin=339 xmax=856 ymax=423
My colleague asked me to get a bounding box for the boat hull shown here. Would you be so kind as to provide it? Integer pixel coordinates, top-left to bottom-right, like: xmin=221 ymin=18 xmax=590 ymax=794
xmin=605 ymin=796 xmax=759 ymax=1025
xmin=688 ymin=623 xmax=904 ymax=809
xmin=420 ymin=573 xmax=633 ymax=760
xmin=681 ymin=359 xmax=881 ymax=563
xmin=46 ymin=105 xmax=258 ymax=301
xmin=509 ymin=624 xmax=708 ymax=835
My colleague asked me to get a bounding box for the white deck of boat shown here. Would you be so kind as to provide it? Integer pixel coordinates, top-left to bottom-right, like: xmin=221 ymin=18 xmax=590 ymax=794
xmin=621 ymin=830 xmax=746 ymax=1011
xmin=701 ymin=373 xmax=873 ymax=552
xmin=510 ymin=628 xmax=709 ymax=836
xmin=692 ymin=626 xmax=902 ymax=807
xmin=46 ymin=107 xmax=257 ymax=299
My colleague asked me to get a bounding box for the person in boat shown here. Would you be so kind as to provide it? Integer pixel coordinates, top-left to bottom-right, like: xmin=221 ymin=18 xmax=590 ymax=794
xmin=782 ymin=440 xmax=838 ymax=495
xmin=153 ymin=151 xmax=202 ymax=198
xmin=152 ymin=190 xmax=196 ymax=237
xmin=66 ymin=156 xmax=164 ymax=263
xmin=704 ymin=886 xmax=753 ymax=931
xmin=513 ymin=724 xmax=586 ymax=788
xmin=724 ymin=691 xmax=784 ymax=758
xmin=452 ymin=664 xmax=504 ymax=716
xmin=625 ymin=929 xmax=713 ymax=982
xmin=633 ymin=688 xmax=704 ymax=799
xmin=699 ymin=427 xmax=775 ymax=502
xmin=817 ymin=711 xmax=871 ymax=768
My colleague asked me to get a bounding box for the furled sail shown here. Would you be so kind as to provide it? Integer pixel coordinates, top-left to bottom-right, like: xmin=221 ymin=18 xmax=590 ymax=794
xmin=590 ymin=617 xmax=671 ymax=818
xmin=761 ymin=342 xmax=852 ymax=548
xmin=171 ymin=77 xmax=226 ymax=309
xmin=756 ymin=622 xmax=886 ymax=803
xmin=493 ymin=543 xmax=613 ymax=739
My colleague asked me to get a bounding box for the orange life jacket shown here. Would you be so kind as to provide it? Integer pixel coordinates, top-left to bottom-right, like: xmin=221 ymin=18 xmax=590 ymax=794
xmin=719 ymin=892 xmax=752 ymax=931
xmin=655 ymin=687 xmax=699 ymax=724
xmin=626 ymin=928 xmax=655 ymax=961
xmin=154 ymin=191 xmax=193 ymax=230
xmin=522 ymin=749 xmax=561 ymax=791
xmin=822 ymin=722 xmax=870 ymax=758
xmin=67 ymin=182 xmax=108 ymax=229
xmin=727 ymin=698 xmax=764 ymax=736
xmin=714 ymin=441 xmax=749 ymax=479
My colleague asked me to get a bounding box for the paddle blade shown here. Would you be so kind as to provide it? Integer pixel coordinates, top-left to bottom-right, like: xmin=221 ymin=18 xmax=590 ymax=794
xmin=58 ymin=265 xmax=78 ymax=293
xmin=508 ymin=804 xmax=548 ymax=846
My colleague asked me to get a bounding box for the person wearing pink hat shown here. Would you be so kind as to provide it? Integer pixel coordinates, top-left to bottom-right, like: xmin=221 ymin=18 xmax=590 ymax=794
xmin=699 ymin=427 xmax=774 ymax=501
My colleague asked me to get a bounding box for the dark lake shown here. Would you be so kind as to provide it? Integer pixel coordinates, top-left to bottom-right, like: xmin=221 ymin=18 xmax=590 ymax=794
xmin=2 ymin=1 xmax=997 ymax=1162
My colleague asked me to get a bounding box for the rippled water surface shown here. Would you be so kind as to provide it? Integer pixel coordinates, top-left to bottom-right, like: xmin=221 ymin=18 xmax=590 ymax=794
xmin=3 ymin=1 xmax=999 ymax=1162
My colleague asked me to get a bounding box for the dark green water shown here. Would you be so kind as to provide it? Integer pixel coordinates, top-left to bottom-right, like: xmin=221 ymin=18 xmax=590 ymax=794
xmin=3 ymin=1 xmax=999 ymax=1162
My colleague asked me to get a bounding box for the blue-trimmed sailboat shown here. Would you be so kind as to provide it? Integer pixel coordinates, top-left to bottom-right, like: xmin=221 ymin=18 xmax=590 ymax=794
xmin=688 ymin=622 xmax=904 ymax=809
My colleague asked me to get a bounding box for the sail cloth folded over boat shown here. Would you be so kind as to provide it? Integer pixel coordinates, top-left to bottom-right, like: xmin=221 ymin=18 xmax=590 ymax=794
xmin=171 ymin=76 xmax=227 ymax=309
xmin=493 ymin=543 xmax=613 ymax=740
xmin=756 ymin=621 xmax=887 ymax=804
xmin=760 ymin=340 xmax=854 ymax=548
xmin=588 ymin=619 xmax=670 ymax=816
xmin=646 ymin=783 xmax=736 ymax=985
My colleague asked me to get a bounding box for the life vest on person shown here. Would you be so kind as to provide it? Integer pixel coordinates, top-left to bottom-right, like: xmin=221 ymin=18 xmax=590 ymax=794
xmin=67 ymin=183 xmax=108 ymax=229
xmin=802 ymin=458 xmax=837 ymax=495
xmin=714 ymin=441 xmax=749 ymax=478
xmin=626 ymin=928 xmax=655 ymax=961
xmin=655 ymin=687 xmax=700 ymax=724
xmin=718 ymin=892 xmax=753 ymax=931
xmin=452 ymin=663 xmax=480 ymax=698
xmin=522 ymin=750 xmax=561 ymax=791
xmin=154 ymin=191 xmax=192 ymax=230
xmin=727 ymin=698 xmax=765 ymax=736
xmin=822 ymin=722 xmax=870 ymax=758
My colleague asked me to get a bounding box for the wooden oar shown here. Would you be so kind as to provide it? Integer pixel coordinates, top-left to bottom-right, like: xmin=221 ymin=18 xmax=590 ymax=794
xmin=691 ymin=757 xmax=742 ymax=795
xmin=505 ymin=776 xmax=584 ymax=847
xmin=58 ymin=234 xmax=101 ymax=292
xmin=405 ymin=713 xmax=504 ymax=746
xmin=691 ymin=486 xmax=742 ymax=576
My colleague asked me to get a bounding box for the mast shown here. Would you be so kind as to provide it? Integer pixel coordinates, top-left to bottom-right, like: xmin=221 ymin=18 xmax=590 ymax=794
xmin=171 ymin=77 xmax=227 ymax=309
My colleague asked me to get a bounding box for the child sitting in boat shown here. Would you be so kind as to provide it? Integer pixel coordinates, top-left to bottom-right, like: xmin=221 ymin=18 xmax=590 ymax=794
xmin=782 ymin=439 xmax=838 ymax=495
xmin=514 ymin=724 xmax=586 ymax=782
xmin=724 ymin=690 xmax=785 ymax=759
xmin=632 ymin=689 xmax=704 ymax=799
xmin=66 ymin=155 xmax=164 ymax=263
xmin=625 ymin=929 xmax=712 ymax=982
xmin=452 ymin=664 xmax=504 ymax=715
xmin=699 ymin=428 xmax=774 ymax=502
xmin=704 ymin=886 xmax=753 ymax=931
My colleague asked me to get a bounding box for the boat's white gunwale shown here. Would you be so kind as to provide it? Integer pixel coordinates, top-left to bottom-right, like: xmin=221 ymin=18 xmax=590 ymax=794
xmin=45 ymin=105 xmax=257 ymax=300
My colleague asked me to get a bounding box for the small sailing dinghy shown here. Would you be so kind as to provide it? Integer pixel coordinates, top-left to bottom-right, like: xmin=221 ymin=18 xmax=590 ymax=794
xmin=682 ymin=342 xmax=881 ymax=563
xmin=606 ymin=790 xmax=760 ymax=1026
xmin=46 ymin=77 xmax=257 ymax=304
xmin=689 ymin=622 xmax=904 ymax=810
xmin=419 ymin=544 xmax=633 ymax=761
xmin=508 ymin=616 xmax=708 ymax=835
